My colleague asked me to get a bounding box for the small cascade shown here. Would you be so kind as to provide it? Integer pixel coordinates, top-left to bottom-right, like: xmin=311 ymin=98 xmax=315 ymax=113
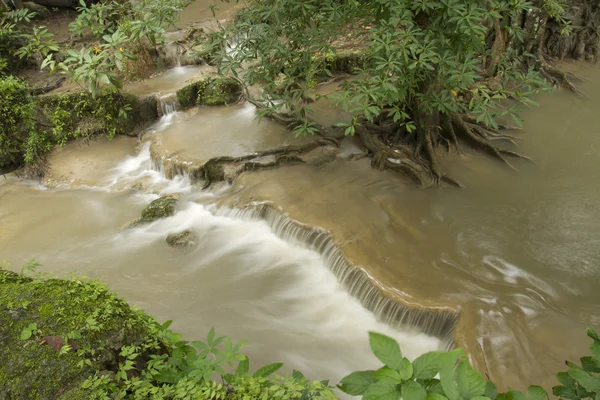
xmin=158 ymin=93 xmax=179 ymax=117
xmin=220 ymin=204 xmax=459 ymax=350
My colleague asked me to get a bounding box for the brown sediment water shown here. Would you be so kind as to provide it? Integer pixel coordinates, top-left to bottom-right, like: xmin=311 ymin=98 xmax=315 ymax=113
xmin=1 ymin=62 xmax=599 ymax=392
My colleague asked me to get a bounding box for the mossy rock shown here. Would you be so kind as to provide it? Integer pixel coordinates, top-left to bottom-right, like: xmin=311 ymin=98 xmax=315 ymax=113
xmin=176 ymin=77 xmax=241 ymax=110
xmin=38 ymin=91 xmax=159 ymax=139
xmin=0 ymin=270 xmax=158 ymax=399
xmin=166 ymin=230 xmax=198 ymax=249
xmin=128 ymin=194 xmax=180 ymax=228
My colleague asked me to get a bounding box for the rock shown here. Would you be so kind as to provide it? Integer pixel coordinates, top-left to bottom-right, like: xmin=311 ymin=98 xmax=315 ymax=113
xmin=140 ymin=194 xmax=179 ymax=221
xmin=130 ymin=176 xmax=153 ymax=192
xmin=23 ymin=2 xmax=51 ymax=19
xmin=166 ymin=230 xmax=198 ymax=249
xmin=0 ymin=270 xmax=157 ymax=399
xmin=126 ymin=194 xmax=180 ymax=228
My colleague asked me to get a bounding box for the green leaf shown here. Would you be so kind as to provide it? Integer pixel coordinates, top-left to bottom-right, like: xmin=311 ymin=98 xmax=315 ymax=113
xmin=413 ymin=351 xmax=447 ymax=379
xmin=375 ymin=367 xmax=402 ymax=383
xmin=485 ymin=381 xmax=498 ymax=399
xmin=20 ymin=328 xmax=32 ymax=340
xmin=427 ymin=394 xmax=449 ymax=400
xmin=440 ymin=363 xmax=459 ymax=400
xmin=568 ymin=367 xmax=600 ymax=392
xmin=236 ymin=356 xmax=249 ymax=376
xmin=527 ymin=385 xmax=548 ymax=400
xmin=292 ymin=370 xmax=305 ymax=381
xmin=456 ymin=359 xmax=486 ymax=398
xmin=253 ymin=362 xmax=283 ymax=378
xmin=363 ymin=380 xmax=401 ymax=400
xmin=422 ymin=379 xmax=445 ymax=395
xmin=556 ymin=372 xmax=575 ymax=389
xmin=402 ymin=380 xmax=427 ymax=400
xmin=581 ymin=356 xmax=600 ymax=373
xmin=399 ymin=357 xmax=414 ymax=381
xmin=338 ymin=370 xmax=377 ymax=395
xmin=506 ymin=390 xmax=529 ymax=400
xmin=588 ymin=328 xmax=600 ymax=342
xmin=369 ymin=332 xmax=403 ymax=370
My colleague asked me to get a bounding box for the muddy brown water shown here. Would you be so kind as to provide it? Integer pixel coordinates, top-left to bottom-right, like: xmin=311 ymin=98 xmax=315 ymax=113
xmin=1 ymin=61 xmax=599 ymax=392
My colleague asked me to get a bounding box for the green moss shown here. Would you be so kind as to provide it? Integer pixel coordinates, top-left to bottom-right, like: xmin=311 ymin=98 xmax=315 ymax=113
xmin=176 ymin=82 xmax=198 ymax=110
xmin=38 ymin=91 xmax=158 ymax=142
xmin=127 ymin=194 xmax=180 ymax=228
xmin=176 ymin=77 xmax=242 ymax=110
xmin=0 ymin=270 xmax=158 ymax=399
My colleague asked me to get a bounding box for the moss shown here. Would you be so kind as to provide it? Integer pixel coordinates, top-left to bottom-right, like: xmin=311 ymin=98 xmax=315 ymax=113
xmin=0 ymin=270 xmax=158 ymax=399
xmin=127 ymin=194 xmax=180 ymax=228
xmin=166 ymin=230 xmax=198 ymax=249
xmin=175 ymin=77 xmax=242 ymax=110
xmin=176 ymin=82 xmax=198 ymax=110
xmin=38 ymin=91 xmax=159 ymax=141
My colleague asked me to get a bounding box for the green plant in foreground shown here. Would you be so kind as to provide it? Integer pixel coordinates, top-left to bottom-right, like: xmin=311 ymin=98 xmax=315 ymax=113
xmin=15 ymin=25 xmax=59 ymax=68
xmin=339 ymin=330 xmax=600 ymax=400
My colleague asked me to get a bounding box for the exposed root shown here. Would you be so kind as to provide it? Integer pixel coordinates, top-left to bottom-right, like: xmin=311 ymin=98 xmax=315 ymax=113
xmin=499 ymin=149 xmax=533 ymax=161
xmin=347 ymin=149 xmax=369 ymax=161
xmin=539 ymin=57 xmax=585 ymax=95
xmin=200 ymin=139 xmax=333 ymax=187
xmin=451 ymin=115 xmax=516 ymax=171
xmin=355 ymin=125 xmax=425 ymax=186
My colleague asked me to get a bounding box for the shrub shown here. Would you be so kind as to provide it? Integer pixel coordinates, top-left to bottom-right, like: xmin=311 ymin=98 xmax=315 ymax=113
xmin=0 ymin=76 xmax=37 ymax=169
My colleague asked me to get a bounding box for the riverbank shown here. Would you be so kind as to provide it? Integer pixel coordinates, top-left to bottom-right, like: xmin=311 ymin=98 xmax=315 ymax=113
xmin=0 ymin=268 xmax=337 ymax=399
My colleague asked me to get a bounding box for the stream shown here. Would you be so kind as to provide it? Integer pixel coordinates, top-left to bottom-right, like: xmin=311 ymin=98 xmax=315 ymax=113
xmin=1 ymin=56 xmax=599 ymax=394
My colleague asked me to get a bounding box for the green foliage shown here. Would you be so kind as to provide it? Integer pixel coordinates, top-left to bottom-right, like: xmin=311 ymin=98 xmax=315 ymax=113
xmin=15 ymin=25 xmax=59 ymax=68
xmin=0 ymin=75 xmax=37 ymax=168
xmin=40 ymin=89 xmax=133 ymax=144
xmin=0 ymin=8 xmax=37 ymax=71
xmin=218 ymin=0 xmax=558 ymax=136
xmin=69 ymin=0 xmax=126 ymax=38
xmin=340 ymin=330 xmax=600 ymax=400
xmin=83 ymin=324 xmax=336 ymax=399
xmin=552 ymin=328 xmax=600 ymax=400
xmin=19 ymin=322 xmax=40 ymax=341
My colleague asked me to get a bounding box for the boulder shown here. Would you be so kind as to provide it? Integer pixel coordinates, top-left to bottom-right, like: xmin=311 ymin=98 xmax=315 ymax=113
xmin=127 ymin=194 xmax=180 ymax=228
xmin=0 ymin=270 xmax=157 ymax=399
xmin=166 ymin=230 xmax=198 ymax=249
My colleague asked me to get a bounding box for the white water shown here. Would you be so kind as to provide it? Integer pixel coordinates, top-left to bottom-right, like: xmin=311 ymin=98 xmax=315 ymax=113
xmin=1 ymin=106 xmax=442 ymax=389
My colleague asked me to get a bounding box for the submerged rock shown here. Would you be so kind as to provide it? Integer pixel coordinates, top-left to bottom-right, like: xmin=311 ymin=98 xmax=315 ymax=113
xmin=0 ymin=270 xmax=157 ymax=399
xmin=166 ymin=230 xmax=198 ymax=249
xmin=127 ymin=194 xmax=180 ymax=228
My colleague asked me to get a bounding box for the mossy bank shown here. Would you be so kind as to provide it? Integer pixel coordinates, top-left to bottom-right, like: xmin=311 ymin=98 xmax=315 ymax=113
xmin=0 ymin=270 xmax=159 ymax=399
xmin=0 ymin=268 xmax=336 ymax=399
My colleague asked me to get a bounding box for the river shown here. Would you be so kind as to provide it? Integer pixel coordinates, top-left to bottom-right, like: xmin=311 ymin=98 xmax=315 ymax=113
xmin=1 ymin=57 xmax=599 ymax=395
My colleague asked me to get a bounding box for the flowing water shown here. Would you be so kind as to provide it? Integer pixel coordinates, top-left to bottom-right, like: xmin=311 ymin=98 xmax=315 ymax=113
xmin=1 ymin=60 xmax=599 ymax=393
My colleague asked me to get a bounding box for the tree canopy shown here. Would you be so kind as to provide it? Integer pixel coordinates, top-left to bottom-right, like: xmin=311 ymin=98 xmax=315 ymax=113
xmin=218 ymin=0 xmax=571 ymax=186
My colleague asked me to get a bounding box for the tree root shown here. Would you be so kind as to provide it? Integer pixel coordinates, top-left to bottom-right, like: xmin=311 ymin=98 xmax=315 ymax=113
xmin=450 ymin=115 xmax=516 ymax=171
xmin=200 ymin=139 xmax=334 ymax=187
xmin=539 ymin=58 xmax=584 ymax=95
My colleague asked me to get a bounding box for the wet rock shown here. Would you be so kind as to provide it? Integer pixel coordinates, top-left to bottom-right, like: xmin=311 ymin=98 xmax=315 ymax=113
xmin=166 ymin=230 xmax=198 ymax=249
xmin=127 ymin=194 xmax=180 ymax=228
xmin=130 ymin=176 xmax=153 ymax=192
xmin=176 ymin=77 xmax=241 ymax=110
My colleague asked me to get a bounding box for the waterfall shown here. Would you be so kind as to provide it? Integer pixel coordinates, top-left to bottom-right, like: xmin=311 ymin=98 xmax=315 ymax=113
xmin=158 ymin=93 xmax=179 ymax=117
xmin=112 ymin=144 xmax=459 ymax=349
xmin=219 ymin=204 xmax=459 ymax=350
